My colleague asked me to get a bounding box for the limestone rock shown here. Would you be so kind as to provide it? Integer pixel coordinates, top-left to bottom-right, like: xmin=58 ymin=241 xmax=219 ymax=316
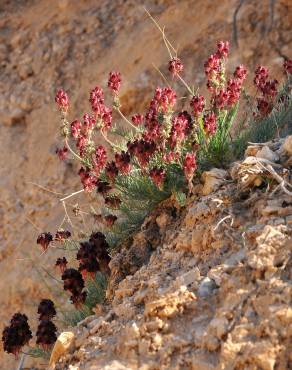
xmin=201 ymin=168 xmax=228 ymax=195
xmin=49 ymin=331 xmax=75 ymax=369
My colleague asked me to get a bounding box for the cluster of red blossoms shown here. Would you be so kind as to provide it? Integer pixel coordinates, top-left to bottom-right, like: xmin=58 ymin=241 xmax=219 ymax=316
xmin=2 ymin=313 xmax=32 ymax=356
xmin=55 ymin=42 xmax=291 ymax=217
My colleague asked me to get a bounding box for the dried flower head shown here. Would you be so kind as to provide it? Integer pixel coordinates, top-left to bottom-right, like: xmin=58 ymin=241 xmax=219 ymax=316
xmin=55 ymin=230 xmax=71 ymax=242
xmin=149 ymin=167 xmax=166 ymax=189
xmin=168 ymin=57 xmax=184 ymax=77
xmin=37 ymin=232 xmax=53 ymax=251
xmin=36 ymin=320 xmax=57 ymax=348
xmin=55 ymin=257 xmax=68 ymax=274
xmin=37 ymin=299 xmax=56 ymax=321
xmin=2 ymin=313 xmax=32 ymax=355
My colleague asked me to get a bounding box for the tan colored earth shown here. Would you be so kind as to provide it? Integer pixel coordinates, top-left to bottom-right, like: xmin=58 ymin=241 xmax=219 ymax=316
xmin=0 ymin=0 xmax=291 ymax=369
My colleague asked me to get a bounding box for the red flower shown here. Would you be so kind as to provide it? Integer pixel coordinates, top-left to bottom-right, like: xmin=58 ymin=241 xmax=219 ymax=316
xmin=93 ymin=146 xmax=107 ymax=175
xmin=217 ymin=41 xmax=229 ymax=59
xmin=190 ymin=95 xmax=205 ymax=117
xmin=71 ymin=119 xmax=82 ymax=139
xmin=101 ymin=106 xmax=113 ymax=130
xmin=76 ymin=135 xmax=88 ymax=157
xmin=37 ymin=232 xmax=53 ymax=251
xmin=56 ymin=146 xmax=68 ymax=161
xmin=168 ymin=57 xmax=184 ymax=77
xmin=169 ymin=114 xmax=189 ymax=147
xmin=203 ymin=112 xmax=217 ymax=136
xmin=83 ymin=113 xmax=96 ymax=132
xmin=226 ymin=78 xmax=242 ymax=106
xmin=108 ymin=71 xmax=122 ymax=93
xmin=131 ymin=114 xmax=144 ymax=126
xmin=183 ymin=152 xmax=197 ymax=179
xmin=204 ymin=53 xmax=220 ymax=79
xmin=89 ymin=86 xmax=104 ymax=113
xmin=154 ymin=87 xmax=177 ymax=112
xmin=214 ymin=89 xmax=229 ymax=109
xmin=254 ymin=66 xmax=269 ymax=89
xmin=78 ymin=167 xmax=97 ymax=192
xmin=234 ymin=65 xmax=247 ymax=81
xmin=149 ymin=167 xmax=166 ymax=189
xmin=261 ymin=79 xmax=278 ymax=98
xmin=55 ymin=89 xmax=69 ymax=111
xmin=283 ymin=59 xmax=292 ymax=74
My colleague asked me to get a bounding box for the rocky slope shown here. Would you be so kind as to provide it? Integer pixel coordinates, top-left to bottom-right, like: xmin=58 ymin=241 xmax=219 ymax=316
xmin=51 ymin=137 xmax=292 ymax=370
xmin=0 ymin=0 xmax=291 ymax=369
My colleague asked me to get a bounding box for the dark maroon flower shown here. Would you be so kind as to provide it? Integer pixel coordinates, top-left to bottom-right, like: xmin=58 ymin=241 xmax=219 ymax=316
xmin=36 ymin=320 xmax=57 ymax=349
xmin=56 ymin=146 xmax=68 ymax=161
xmin=104 ymin=214 xmax=117 ymax=227
xmin=70 ymin=291 xmax=87 ymax=307
xmin=190 ymin=95 xmax=205 ymax=117
xmin=262 ymin=79 xmax=278 ymax=98
xmin=77 ymin=241 xmax=100 ymax=279
xmin=37 ymin=299 xmax=56 ymax=321
xmin=149 ymin=167 xmax=166 ymax=189
xmin=183 ymin=152 xmax=197 ymax=180
xmin=96 ymin=180 xmax=112 ymax=195
xmin=115 ymin=151 xmax=131 ymax=174
xmin=62 ymin=268 xmax=86 ymax=306
xmin=203 ymin=112 xmax=217 ymax=135
xmin=168 ymin=57 xmax=184 ymax=77
xmin=37 ymin=232 xmax=53 ymax=251
xmin=89 ymin=232 xmax=111 ymax=275
xmin=131 ymin=114 xmax=144 ymax=126
xmin=55 ymin=230 xmax=71 ymax=242
xmin=55 ymin=89 xmax=69 ymax=111
xmin=217 ymin=41 xmax=229 ymax=58
xmin=283 ymin=59 xmax=292 ymax=74
xmin=105 ymin=161 xmax=119 ymax=181
xmin=108 ymin=71 xmax=122 ymax=93
xmin=2 ymin=313 xmax=32 ymax=356
xmin=234 ymin=65 xmax=247 ymax=81
xmin=55 ymin=257 xmax=68 ymax=274
xmin=104 ymin=195 xmax=121 ymax=209
xmin=257 ymin=98 xmax=271 ymax=116
xmin=70 ymin=120 xmax=82 ymax=139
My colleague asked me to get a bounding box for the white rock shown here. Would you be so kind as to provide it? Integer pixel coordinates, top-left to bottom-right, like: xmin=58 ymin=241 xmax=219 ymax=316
xmin=201 ymin=168 xmax=228 ymax=195
xmin=256 ymin=145 xmax=279 ymax=162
